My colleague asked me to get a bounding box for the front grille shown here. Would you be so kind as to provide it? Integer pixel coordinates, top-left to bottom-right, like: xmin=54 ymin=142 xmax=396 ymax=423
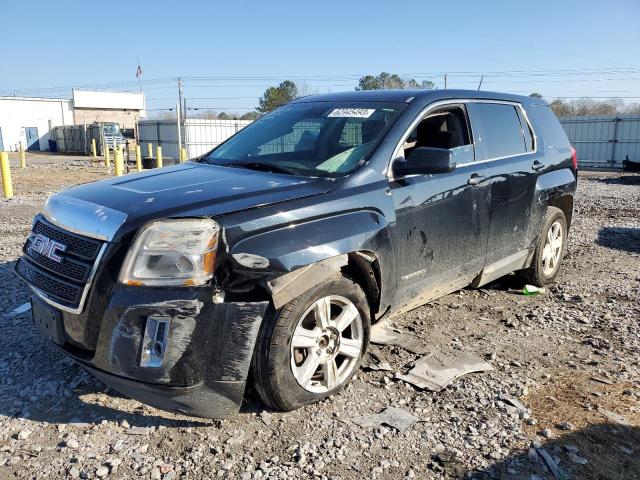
xmin=17 ymin=216 xmax=105 ymax=310
xmin=23 ymin=246 xmax=91 ymax=283
xmin=32 ymin=219 xmax=102 ymax=261
xmin=16 ymin=259 xmax=82 ymax=305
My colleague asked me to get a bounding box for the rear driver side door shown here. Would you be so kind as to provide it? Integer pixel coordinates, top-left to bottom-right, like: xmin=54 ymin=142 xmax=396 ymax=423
xmin=466 ymin=102 xmax=540 ymax=268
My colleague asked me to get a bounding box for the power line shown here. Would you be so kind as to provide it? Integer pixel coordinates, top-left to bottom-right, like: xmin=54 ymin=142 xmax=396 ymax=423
xmin=2 ymin=66 xmax=639 ymax=94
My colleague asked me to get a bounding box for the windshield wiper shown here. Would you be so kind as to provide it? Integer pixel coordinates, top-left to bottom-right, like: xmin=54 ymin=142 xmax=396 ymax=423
xmin=228 ymin=161 xmax=300 ymax=176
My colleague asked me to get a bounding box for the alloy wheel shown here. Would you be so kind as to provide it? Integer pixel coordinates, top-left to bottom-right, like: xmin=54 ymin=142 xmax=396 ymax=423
xmin=541 ymin=220 xmax=563 ymax=276
xmin=290 ymin=295 xmax=364 ymax=393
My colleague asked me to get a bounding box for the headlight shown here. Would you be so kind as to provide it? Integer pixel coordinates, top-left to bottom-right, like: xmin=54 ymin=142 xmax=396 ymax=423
xmin=119 ymin=218 xmax=220 ymax=287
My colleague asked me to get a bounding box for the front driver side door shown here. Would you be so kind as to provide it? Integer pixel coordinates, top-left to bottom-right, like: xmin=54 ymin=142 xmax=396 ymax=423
xmin=389 ymin=104 xmax=491 ymax=312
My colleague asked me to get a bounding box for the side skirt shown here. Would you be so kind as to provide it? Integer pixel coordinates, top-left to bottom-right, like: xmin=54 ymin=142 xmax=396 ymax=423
xmin=471 ymin=249 xmax=534 ymax=288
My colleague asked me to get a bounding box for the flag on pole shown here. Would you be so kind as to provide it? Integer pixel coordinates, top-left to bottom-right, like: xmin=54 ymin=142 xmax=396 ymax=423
xmin=136 ymin=64 xmax=143 ymax=78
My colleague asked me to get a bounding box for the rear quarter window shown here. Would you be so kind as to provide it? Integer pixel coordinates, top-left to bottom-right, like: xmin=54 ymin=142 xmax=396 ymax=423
xmin=468 ymin=103 xmax=527 ymax=159
xmin=527 ymin=105 xmax=571 ymax=151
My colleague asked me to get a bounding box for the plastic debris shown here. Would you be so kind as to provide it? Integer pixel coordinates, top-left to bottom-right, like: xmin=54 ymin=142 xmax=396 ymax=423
xmin=362 ymin=348 xmax=393 ymax=372
xmin=352 ymin=406 xmax=419 ymax=433
xmin=369 ymin=320 xmax=429 ymax=354
xmin=7 ymin=302 xmax=31 ymax=317
xmin=523 ymin=284 xmax=546 ymax=296
xmin=500 ymin=395 xmax=530 ymax=413
xmin=395 ymin=349 xmax=493 ymax=391
xmin=598 ymin=407 xmax=631 ymax=426
xmin=537 ymin=448 xmax=567 ymax=480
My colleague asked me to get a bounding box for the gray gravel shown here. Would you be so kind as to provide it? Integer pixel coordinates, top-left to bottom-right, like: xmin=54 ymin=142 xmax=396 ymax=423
xmin=0 ymin=165 xmax=638 ymax=479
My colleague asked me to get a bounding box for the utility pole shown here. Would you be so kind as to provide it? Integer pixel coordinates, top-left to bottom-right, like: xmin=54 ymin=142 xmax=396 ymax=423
xmin=444 ymin=73 xmax=447 ymax=89
xmin=477 ymin=75 xmax=484 ymax=91
xmin=177 ymin=78 xmax=185 ymax=158
xmin=177 ymin=77 xmax=184 ymax=121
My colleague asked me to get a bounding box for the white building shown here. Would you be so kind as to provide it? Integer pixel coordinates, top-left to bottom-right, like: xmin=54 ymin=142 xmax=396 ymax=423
xmin=0 ymin=90 xmax=145 ymax=152
xmin=0 ymin=96 xmax=73 ymax=151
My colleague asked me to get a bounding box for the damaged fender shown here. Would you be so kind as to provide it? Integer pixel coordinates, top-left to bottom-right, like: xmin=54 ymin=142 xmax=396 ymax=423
xmin=223 ymin=207 xmax=394 ymax=313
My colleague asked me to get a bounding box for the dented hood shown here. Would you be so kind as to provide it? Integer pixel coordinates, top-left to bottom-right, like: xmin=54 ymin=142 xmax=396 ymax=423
xmin=56 ymin=162 xmax=335 ymax=238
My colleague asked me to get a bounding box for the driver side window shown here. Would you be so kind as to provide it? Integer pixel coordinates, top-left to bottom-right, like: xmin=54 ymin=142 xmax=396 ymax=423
xmin=404 ymin=105 xmax=474 ymax=164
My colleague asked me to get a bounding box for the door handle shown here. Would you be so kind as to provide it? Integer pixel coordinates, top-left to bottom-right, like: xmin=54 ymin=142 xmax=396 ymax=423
xmin=532 ymin=160 xmax=545 ymax=171
xmin=467 ymin=174 xmax=486 ymax=186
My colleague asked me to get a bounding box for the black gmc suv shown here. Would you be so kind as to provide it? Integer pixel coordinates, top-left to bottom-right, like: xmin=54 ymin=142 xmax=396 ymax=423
xmin=16 ymin=90 xmax=577 ymax=417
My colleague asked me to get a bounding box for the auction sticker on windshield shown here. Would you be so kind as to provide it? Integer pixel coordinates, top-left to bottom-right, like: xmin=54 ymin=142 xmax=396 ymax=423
xmin=327 ymin=108 xmax=376 ymax=118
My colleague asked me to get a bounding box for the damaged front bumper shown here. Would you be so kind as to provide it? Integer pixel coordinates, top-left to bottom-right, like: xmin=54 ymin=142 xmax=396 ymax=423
xmin=34 ymin=286 xmax=268 ymax=418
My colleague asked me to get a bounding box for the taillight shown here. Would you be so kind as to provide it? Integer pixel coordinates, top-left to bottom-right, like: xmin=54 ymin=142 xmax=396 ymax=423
xmin=570 ymin=146 xmax=578 ymax=170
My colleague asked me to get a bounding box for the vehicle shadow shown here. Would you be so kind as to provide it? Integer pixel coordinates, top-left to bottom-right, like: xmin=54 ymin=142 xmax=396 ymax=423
xmin=0 ymin=259 xmax=211 ymax=428
xmin=590 ymin=174 xmax=640 ymax=186
xmin=597 ymin=227 xmax=640 ymax=254
xmin=465 ymin=422 xmax=639 ymax=480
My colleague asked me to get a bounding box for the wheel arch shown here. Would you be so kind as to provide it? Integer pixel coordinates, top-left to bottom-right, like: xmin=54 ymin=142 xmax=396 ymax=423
xmin=548 ymin=194 xmax=574 ymax=229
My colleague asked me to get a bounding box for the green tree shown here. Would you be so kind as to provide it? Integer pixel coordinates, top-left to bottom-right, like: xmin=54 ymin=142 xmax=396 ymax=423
xmin=217 ymin=112 xmax=231 ymax=120
xmin=356 ymin=72 xmax=435 ymax=90
xmin=241 ymin=111 xmax=260 ymax=120
xmin=257 ymin=80 xmax=298 ymax=114
xmin=529 ymin=92 xmax=543 ymax=98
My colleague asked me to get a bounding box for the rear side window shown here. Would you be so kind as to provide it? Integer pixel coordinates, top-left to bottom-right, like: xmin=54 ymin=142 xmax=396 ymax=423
xmin=469 ymin=103 xmax=527 ymax=159
xmin=528 ymin=105 xmax=571 ymax=150
xmin=516 ymin=108 xmax=535 ymax=152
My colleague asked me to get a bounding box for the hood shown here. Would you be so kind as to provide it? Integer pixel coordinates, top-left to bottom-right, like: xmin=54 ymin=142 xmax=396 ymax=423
xmin=58 ymin=163 xmax=335 ymax=238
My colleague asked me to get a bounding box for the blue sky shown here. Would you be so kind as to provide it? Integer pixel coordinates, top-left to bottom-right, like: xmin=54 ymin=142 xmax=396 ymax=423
xmin=1 ymin=0 xmax=638 ymax=114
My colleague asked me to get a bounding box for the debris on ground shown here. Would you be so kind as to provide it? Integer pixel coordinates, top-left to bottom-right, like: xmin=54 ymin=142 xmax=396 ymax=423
xmin=598 ymin=407 xmax=631 ymax=426
xmin=395 ymin=349 xmax=493 ymax=391
xmin=523 ymin=284 xmax=546 ymax=296
xmin=369 ymin=320 xmax=430 ymax=354
xmin=351 ymin=407 xmax=419 ymax=433
xmin=500 ymin=395 xmax=530 ymax=413
xmin=6 ymin=302 xmax=31 ymax=317
xmin=536 ymin=447 xmax=567 ymax=480
xmin=361 ymin=347 xmax=393 ymax=371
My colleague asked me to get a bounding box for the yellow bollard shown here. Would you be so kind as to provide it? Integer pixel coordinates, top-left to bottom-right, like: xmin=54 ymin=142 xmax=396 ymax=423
xmin=180 ymin=147 xmax=187 ymax=163
xmin=19 ymin=144 xmax=26 ymax=169
xmin=147 ymin=143 xmax=153 ymax=159
xmin=135 ymin=145 xmax=142 ymax=172
xmin=0 ymin=152 xmax=14 ymax=198
xmin=114 ymin=146 xmax=123 ymax=177
xmin=156 ymin=146 xmax=163 ymax=168
xmin=104 ymin=145 xmax=111 ymax=169
xmin=91 ymin=138 xmax=97 ymax=158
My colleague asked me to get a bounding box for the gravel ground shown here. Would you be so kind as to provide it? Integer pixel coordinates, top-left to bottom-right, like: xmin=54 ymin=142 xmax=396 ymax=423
xmin=0 ymin=162 xmax=638 ymax=480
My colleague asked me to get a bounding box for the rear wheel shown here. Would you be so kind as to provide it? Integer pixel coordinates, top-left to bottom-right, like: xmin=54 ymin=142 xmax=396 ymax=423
xmin=521 ymin=206 xmax=567 ymax=286
xmin=252 ymin=274 xmax=370 ymax=411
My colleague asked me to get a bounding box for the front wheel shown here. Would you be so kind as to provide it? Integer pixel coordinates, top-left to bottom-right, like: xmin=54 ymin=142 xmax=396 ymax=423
xmin=521 ymin=206 xmax=568 ymax=286
xmin=252 ymin=274 xmax=370 ymax=411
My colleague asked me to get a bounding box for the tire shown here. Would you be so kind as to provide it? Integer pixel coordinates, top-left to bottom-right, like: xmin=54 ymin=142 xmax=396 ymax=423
xmin=521 ymin=206 xmax=568 ymax=286
xmin=252 ymin=274 xmax=370 ymax=411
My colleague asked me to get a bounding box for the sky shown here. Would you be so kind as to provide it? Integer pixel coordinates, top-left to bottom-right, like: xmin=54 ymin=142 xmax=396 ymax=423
xmin=1 ymin=0 xmax=639 ymax=115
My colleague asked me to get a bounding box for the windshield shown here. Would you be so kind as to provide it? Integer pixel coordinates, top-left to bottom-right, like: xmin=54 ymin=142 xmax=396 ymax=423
xmin=200 ymin=101 xmax=406 ymax=177
xmin=103 ymin=123 xmax=121 ymax=135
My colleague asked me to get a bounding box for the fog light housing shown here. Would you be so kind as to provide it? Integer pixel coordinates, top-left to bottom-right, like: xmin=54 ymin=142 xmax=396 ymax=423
xmin=140 ymin=316 xmax=170 ymax=367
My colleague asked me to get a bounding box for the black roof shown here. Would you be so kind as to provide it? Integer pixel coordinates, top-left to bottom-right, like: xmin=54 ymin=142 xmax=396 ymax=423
xmin=292 ymin=89 xmax=545 ymax=106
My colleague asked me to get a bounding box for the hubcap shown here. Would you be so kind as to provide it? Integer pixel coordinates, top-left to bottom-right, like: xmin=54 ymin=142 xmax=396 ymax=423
xmin=541 ymin=220 xmax=563 ymax=276
xmin=290 ymin=295 xmax=363 ymax=393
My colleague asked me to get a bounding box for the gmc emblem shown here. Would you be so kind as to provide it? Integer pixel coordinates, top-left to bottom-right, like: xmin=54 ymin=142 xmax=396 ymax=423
xmin=28 ymin=233 xmax=67 ymax=263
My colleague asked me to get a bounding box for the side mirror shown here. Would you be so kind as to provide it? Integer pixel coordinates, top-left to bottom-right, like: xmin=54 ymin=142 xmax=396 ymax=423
xmin=392 ymin=147 xmax=455 ymax=177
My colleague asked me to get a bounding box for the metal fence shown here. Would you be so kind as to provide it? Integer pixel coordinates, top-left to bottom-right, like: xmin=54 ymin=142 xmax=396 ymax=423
xmin=138 ymin=119 xmax=252 ymax=160
xmin=559 ymin=115 xmax=640 ymax=169
xmin=51 ymin=124 xmax=113 ymax=155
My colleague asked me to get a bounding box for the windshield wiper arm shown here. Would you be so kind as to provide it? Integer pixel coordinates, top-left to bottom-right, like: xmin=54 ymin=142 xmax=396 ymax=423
xmin=229 ymin=161 xmax=299 ymax=176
